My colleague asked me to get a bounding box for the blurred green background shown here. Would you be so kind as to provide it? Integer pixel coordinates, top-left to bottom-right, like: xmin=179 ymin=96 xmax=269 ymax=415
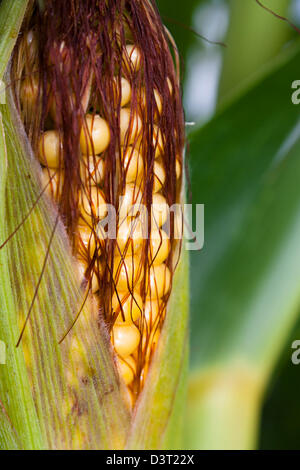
xmin=157 ymin=0 xmax=300 ymax=449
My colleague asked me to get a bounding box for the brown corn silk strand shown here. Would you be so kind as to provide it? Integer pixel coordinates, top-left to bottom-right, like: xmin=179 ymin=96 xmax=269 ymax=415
xmin=12 ymin=0 xmax=184 ymax=400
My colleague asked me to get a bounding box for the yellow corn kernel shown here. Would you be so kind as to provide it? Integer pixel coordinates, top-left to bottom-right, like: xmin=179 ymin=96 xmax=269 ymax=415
xmin=153 ymin=125 xmax=164 ymax=158
xmin=174 ymin=210 xmax=184 ymax=239
xmin=137 ymin=127 xmax=163 ymax=159
xmin=114 ymin=77 xmax=132 ymax=107
xmin=153 ymin=89 xmax=163 ymax=116
xmin=112 ymin=324 xmax=140 ymax=357
xmin=95 ymin=222 xmax=109 ymax=248
xmin=80 ymin=114 xmax=110 ymax=155
xmin=121 ymin=146 xmax=143 ymax=183
xmin=113 ymin=255 xmax=142 ymax=291
xmin=144 ymin=299 xmax=160 ymax=326
xmin=176 ymin=158 xmax=181 ymax=179
xmin=79 ymin=186 xmax=107 ymax=225
xmin=116 ymin=218 xmax=144 ymax=256
xmin=77 ymin=225 xmax=97 ymax=259
xmin=136 ymin=125 xmax=163 ymax=159
xmin=119 ymin=183 xmax=143 ymax=219
xmin=150 ymin=229 xmax=170 ymax=265
xmin=38 ymin=130 xmax=63 ymax=168
xmin=117 ymin=355 xmax=136 ymax=385
xmin=80 ymin=156 xmax=105 ymax=186
xmin=77 ymin=259 xmax=99 ymax=293
xmin=146 ymin=264 xmax=171 ymax=299
xmin=123 ymin=44 xmax=142 ymax=73
xmin=112 ymin=292 xmax=143 ymax=324
xmin=151 ymin=193 xmax=169 ymax=228
xmin=167 ymin=77 xmax=173 ymax=95
xmin=153 ymin=160 xmax=165 ymax=193
xmin=139 ymin=88 xmax=162 ymax=120
xmin=120 ymin=108 xmax=142 ymax=145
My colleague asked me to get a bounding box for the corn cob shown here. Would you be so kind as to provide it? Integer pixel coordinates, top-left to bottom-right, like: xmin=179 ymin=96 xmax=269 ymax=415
xmin=12 ymin=0 xmax=185 ymax=406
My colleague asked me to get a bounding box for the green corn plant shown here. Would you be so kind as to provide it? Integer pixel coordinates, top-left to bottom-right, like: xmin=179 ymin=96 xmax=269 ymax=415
xmin=2 ymin=0 xmax=300 ymax=452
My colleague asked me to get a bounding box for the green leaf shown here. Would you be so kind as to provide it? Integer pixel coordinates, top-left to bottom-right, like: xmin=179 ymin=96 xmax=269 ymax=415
xmin=187 ymin=42 xmax=300 ymax=449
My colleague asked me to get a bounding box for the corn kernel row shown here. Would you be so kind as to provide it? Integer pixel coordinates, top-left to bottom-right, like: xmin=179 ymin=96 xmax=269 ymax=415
xmin=19 ymin=27 xmax=182 ymax=402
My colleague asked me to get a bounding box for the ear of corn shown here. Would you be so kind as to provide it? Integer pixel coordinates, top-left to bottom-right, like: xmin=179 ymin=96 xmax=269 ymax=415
xmin=17 ymin=0 xmax=185 ymax=399
xmin=0 ymin=0 xmax=188 ymax=450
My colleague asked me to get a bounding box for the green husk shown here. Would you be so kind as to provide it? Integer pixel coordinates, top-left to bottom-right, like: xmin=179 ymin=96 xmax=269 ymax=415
xmin=1 ymin=80 xmax=131 ymax=449
xmin=0 ymin=107 xmax=43 ymax=450
xmin=0 ymin=0 xmax=131 ymax=449
xmin=0 ymin=0 xmax=44 ymax=449
xmin=0 ymin=399 xmax=20 ymax=450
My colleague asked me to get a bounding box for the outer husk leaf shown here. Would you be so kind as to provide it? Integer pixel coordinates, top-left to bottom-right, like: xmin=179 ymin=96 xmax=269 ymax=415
xmin=0 ymin=400 xmax=21 ymax=450
xmin=1 ymin=77 xmax=131 ymax=449
xmin=0 ymin=0 xmax=44 ymax=449
xmin=0 ymin=108 xmax=43 ymax=450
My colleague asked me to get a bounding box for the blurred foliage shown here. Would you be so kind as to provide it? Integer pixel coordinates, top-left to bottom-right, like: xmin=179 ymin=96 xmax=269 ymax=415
xmin=157 ymin=0 xmax=300 ymax=449
xmin=218 ymin=0 xmax=293 ymax=104
xmin=260 ymin=315 xmax=300 ymax=449
xmin=186 ymin=43 xmax=300 ymax=448
xmin=157 ymin=0 xmax=201 ymax=80
xmin=188 ymin=42 xmax=300 ymax=369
